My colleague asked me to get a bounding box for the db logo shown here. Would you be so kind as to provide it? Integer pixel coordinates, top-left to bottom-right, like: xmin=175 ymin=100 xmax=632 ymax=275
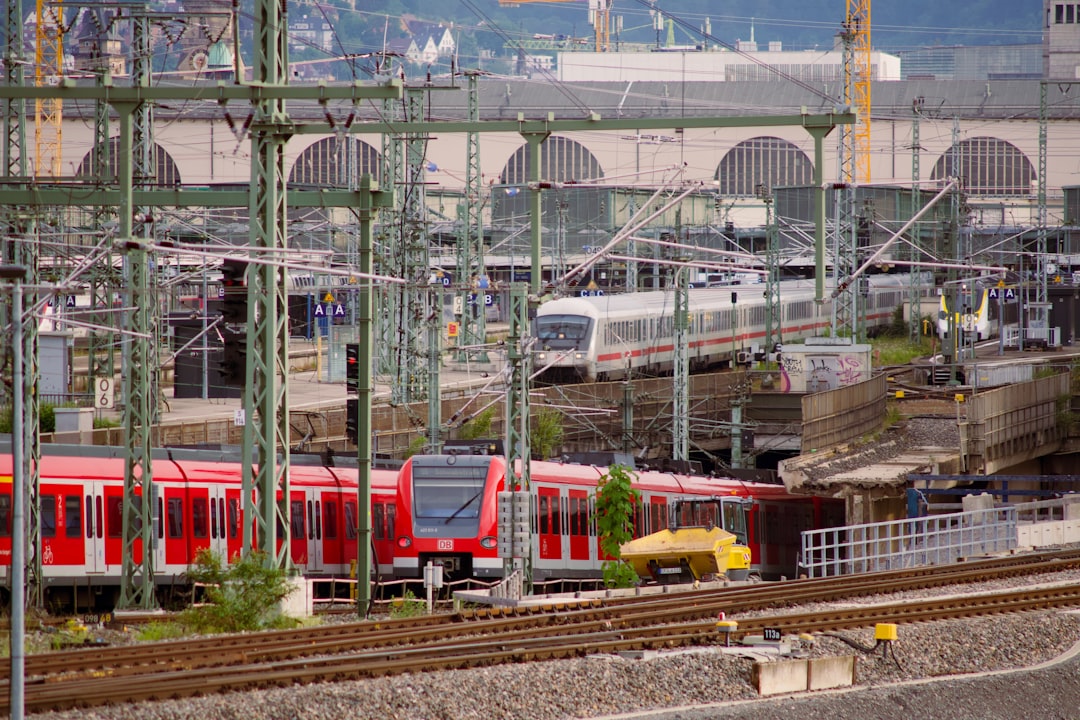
xmin=437 ymin=539 xmax=454 ymax=551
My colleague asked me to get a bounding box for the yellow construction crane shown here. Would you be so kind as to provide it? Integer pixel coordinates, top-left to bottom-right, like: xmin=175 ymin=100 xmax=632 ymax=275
xmin=35 ymin=0 xmax=64 ymax=177
xmin=498 ymin=0 xmax=613 ymax=52
xmin=845 ymin=0 xmax=871 ymax=183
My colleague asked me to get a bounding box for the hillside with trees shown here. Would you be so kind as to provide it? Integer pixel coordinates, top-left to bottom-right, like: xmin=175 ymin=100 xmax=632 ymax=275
xmin=322 ymin=0 xmax=1040 ymax=68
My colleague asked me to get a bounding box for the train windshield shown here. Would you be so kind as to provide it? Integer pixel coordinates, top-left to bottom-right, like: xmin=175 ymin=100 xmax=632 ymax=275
xmin=536 ymin=314 xmax=592 ymax=349
xmin=674 ymin=498 xmax=748 ymax=546
xmin=411 ymin=460 xmax=490 ymax=520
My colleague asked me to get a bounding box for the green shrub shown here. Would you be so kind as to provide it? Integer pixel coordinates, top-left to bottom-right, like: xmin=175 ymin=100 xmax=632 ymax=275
xmin=179 ymin=550 xmax=297 ymax=634
xmin=0 ymin=402 xmax=56 ymax=433
xmin=594 ymin=464 xmax=640 ymax=589
xmin=390 ymin=589 xmax=428 ymax=619
xmin=136 ymin=621 xmax=188 ymax=642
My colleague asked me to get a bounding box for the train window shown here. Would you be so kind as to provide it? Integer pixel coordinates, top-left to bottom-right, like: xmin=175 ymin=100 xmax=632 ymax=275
xmin=41 ymin=496 xmax=56 ymax=538
xmin=650 ymin=500 xmax=667 ymax=532
xmin=345 ymin=501 xmax=357 ymax=540
xmin=325 ymin=500 xmax=338 ymax=540
xmin=677 ymin=502 xmax=693 ymax=527
xmin=167 ymin=498 xmax=183 ymax=539
xmin=0 ymin=493 xmax=12 ymax=537
xmin=536 ymin=315 xmax=592 ymax=349
xmin=107 ymin=496 xmax=123 ymax=538
xmin=210 ymin=500 xmax=218 ymax=540
xmin=633 ymin=500 xmax=644 ymax=538
xmin=314 ymin=502 xmax=322 ymax=540
xmin=218 ymin=499 xmax=225 ymax=540
xmin=227 ymin=499 xmax=239 ymax=539
xmin=307 ymin=501 xmax=314 ymax=540
xmin=538 ymin=496 xmax=550 ymax=534
xmin=290 ymin=500 xmax=305 ymax=538
xmin=372 ymin=503 xmax=385 ymax=540
xmin=192 ymin=498 xmax=208 ymax=539
xmin=85 ymin=495 xmax=92 ymax=538
xmin=387 ymin=504 xmax=396 ymax=540
xmin=589 ymin=498 xmax=596 ymax=537
xmin=560 ymin=496 xmax=567 ymax=536
xmin=64 ymin=496 xmax=80 ymax=538
xmin=568 ymin=498 xmax=579 ymax=536
xmin=157 ymin=497 xmax=164 ymax=540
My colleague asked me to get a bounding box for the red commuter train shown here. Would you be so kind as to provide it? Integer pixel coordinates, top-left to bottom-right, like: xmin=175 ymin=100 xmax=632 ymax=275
xmin=392 ymin=454 xmax=844 ymax=582
xmin=0 ymin=448 xmax=399 ymax=611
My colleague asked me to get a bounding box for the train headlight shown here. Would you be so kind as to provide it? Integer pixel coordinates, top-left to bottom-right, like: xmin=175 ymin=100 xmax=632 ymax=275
xmin=537 ymin=352 xmax=547 ymax=360
xmin=575 ymin=352 xmax=584 ymax=360
xmin=396 ymin=536 xmax=412 ymax=548
xmin=479 ymin=536 xmax=497 ymax=549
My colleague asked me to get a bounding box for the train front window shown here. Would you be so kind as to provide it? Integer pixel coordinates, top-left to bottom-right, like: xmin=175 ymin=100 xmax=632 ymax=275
xmin=536 ymin=314 xmax=591 ymax=349
xmin=411 ymin=460 xmax=489 ymax=521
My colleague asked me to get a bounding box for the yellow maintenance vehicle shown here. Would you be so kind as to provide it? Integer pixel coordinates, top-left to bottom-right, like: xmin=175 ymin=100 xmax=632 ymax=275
xmin=620 ymin=496 xmax=754 ymax=584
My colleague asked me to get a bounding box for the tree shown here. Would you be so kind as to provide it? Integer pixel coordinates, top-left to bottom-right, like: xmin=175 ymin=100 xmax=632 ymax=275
xmin=459 ymin=407 xmax=496 ymax=440
xmin=530 ymin=407 xmax=564 ymax=460
xmin=594 ymin=464 xmax=639 ymax=588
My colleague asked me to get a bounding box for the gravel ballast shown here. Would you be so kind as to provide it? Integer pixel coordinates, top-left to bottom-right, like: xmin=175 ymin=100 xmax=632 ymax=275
xmin=28 ymin=570 xmax=1080 ymax=720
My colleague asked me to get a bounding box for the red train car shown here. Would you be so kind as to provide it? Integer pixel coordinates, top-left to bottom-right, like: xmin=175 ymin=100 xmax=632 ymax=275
xmin=392 ymin=454 xmax=843 ymax=582
xmin=0 ymin=448 xmax=398 ymax=610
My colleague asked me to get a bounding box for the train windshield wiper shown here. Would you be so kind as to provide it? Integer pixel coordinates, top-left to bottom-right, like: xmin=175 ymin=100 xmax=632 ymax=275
xmin=444 ymin=489 xmax=483 ymax=524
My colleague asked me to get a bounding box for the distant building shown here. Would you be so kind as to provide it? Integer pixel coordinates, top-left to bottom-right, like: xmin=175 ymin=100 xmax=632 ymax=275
xmin=897 ymin=44 xmax=1041 ymax=81
xmin=402 ymin=20 xmax=456 ymax=65
xmin=1045 ymin=0 xmax=1080 ymax=81
xmin=557 ymin=46 xmax=901 ymax=83
xmin=289 ymin=13 xmax=335 ymax=54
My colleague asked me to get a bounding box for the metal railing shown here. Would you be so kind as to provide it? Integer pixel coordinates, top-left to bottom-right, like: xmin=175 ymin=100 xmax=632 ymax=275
xmin=799 ymin=505 xmax=1019 ymax=578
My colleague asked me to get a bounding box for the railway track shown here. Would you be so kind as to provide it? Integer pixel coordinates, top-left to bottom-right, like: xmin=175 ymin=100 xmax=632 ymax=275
xmin=7 ymin=549 xmax=1080 ymax=714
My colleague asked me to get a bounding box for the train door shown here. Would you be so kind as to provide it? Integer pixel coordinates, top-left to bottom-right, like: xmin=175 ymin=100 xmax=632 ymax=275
xmin=225 ymin=489 xmax=243 ymax=560
xmin=567 ymin=488 xmax=591 ymax=570
xmin=207 ymin=486 xmax=233 ymax=561
xmin=289 ymin=490 xmax=308 ymax=568
xmin=537 ymin=486 xmax=563 ymax=563
xmin=83 ymin=482 xmax=106 ymax=575
xmin=163 ymin=486 xmax=209 ymax=569
xmin=189 ymin=487 xmax=211 ymax=564
xmin=305 ymin=489 xmax=324 ymax=573
xmin=39 ymin=485 xmax=85 ymax=574
xmin=103 ymin=484 xmax=142 ymax=568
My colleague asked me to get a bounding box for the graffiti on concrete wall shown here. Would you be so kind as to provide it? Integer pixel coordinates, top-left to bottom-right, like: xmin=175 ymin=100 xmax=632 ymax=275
xmin=778 ymin=350 xmax=868 ymax=393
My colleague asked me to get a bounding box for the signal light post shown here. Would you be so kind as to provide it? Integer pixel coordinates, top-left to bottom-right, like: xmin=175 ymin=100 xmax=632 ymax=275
xmin=219 ymin=258 xmax=248 ymax=325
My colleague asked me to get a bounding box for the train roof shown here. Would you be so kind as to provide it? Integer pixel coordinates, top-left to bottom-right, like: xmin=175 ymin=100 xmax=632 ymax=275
xmin=0 ymin=453 xmax=188 ymax=483
xmin=538 ymin=273 xmax=925 ymax=320
xmin=525 ymin=459 xmax=799 ymax=500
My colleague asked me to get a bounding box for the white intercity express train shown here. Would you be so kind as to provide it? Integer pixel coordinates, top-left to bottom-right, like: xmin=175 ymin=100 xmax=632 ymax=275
xmin=534 ymin=275 xmax=922 ymax=383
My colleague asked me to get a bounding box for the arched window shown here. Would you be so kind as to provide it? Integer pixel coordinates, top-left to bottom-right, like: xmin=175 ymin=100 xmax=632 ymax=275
xmin=931 ymin=137 xmax=1034 ymax=196
xmin=289 ymin=136 xmax=381 ymax=186
xmin=498 ymin=135 xmax=603 ymax=184
xmin=75 ymin=139 xmax=182 ymax=186
xmin=715 ymin=136 xmax=812 ymax=196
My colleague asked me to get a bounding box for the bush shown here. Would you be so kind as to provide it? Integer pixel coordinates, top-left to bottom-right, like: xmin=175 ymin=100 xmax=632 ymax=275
xmin=390 ymin=589 xmax=428 ymax=619
xmin=594 ymin=464 xmax=640 ymax=589
xmin=179 ymin=550 xmax=297 ymax=634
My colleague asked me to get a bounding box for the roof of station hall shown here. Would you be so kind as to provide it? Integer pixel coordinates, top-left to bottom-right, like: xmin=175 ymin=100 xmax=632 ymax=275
xmin=96 ymin=78 xmax=1080 ymax=122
